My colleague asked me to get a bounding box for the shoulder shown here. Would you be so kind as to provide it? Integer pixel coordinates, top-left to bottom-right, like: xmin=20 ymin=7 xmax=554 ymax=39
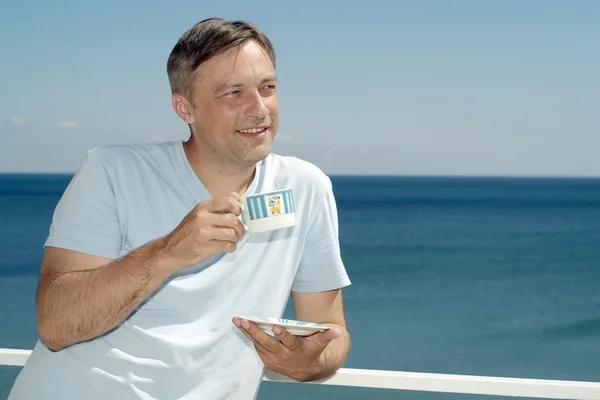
xmin=265 ymin=153 xmax=333 ymax=194
xmin=82 ymin=141 xmax=179 ymax=171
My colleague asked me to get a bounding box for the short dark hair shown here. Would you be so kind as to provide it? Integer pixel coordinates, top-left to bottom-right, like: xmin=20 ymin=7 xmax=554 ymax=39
xmin=167 ymin=18 xmax=276 ymax=103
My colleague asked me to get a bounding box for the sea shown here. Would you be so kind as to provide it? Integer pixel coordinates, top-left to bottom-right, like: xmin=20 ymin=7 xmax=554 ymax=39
xmin=1 ymin=174 xmax=599 ymax=400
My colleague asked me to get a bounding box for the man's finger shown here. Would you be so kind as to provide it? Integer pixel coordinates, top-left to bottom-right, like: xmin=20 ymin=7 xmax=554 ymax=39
xmin=253 ymin=344 xmax=270 ymax=363
xmin=272 ymin=325 xmax=301 ymax=351
xmin=229 ymin=217 xmax=245 ymax=240
xmin=233 ymin=317 xmax=271 ymax=354
xmin=206 ymin=226 xmax=238 ymax=242
xmin=239 ymin=326 xmax=271 ymax=355
xmin=211 ymin=212 xmax=245 ymax=238
xmin=233 ymin=317 xmax=282 ymax=354
xmin=207 ymin=196 xmax=242 ymax=215
xmin=322 ymin=326 xmax=342 ymax=342
xmin=207 ymin=239 xmax=237 ymax=254
xmin=306 ymin=326 xmax=342 ymax=348
xmin=243 ymin=320 xmax=282 ymax=354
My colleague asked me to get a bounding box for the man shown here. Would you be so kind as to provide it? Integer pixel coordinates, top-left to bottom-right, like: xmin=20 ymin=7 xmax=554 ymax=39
xmin=8 ymin=17 xmax=351 ymax=400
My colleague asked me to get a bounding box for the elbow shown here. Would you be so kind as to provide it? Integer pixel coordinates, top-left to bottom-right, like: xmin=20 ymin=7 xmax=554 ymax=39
xmin=41 ymin=338 xmax=67 ymax=352
xmin=36 ymin=313 xmax=69 ymax=352
xmin=37 ymin=323 xmax=66 ymax=352
xmin=35 ymin=277 xmax=76 ymax=352
xmin=292 ymin=366 xmax=338 ymax=383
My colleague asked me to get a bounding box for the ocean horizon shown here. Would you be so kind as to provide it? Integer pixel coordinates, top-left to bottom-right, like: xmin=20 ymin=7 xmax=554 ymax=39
xmin=2 ymin=172 xmax=600 ymax=178
xmin=1 ymin=173 xmax=599 ymax=399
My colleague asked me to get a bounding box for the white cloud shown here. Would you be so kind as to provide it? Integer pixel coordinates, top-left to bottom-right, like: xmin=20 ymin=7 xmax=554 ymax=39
xmin=57 ymin=121 xmax=78 ymax=128
xmin=11 ymin=117 xmax=26 ymax=125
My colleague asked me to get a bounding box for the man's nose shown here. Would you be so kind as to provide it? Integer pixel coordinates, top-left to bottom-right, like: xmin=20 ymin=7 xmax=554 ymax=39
xmin=245 ymin=91 xmax=269 ymax=119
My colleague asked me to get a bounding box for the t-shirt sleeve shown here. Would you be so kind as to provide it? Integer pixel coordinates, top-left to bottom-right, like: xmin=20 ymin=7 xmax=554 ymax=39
xmin=292 ymin=176 xmax=351 ymax=293
xmin=44 ymin=149 xmax=123 ymax=259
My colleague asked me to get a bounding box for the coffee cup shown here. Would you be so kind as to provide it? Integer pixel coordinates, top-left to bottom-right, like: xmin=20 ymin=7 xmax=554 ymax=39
xmin=240 ymin=188 xmax=296 ymax=233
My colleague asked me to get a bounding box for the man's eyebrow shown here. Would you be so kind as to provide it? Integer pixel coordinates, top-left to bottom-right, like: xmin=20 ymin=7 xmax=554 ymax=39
xmin=260 ymin=75 xmax=277 ymax=85
xmin=261 ymin=75 xmax=278 ymax=84
xmin=215 ymin=76 xmax=278 ymax=92
xmin=215 ymin=82 xmax=244 ymax=92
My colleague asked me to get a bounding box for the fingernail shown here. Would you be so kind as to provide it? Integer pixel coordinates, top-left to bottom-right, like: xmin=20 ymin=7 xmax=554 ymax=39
xmin=273 ymin=326 xmax=281 ymax=335
xmin=242 ymin=319 xmax=250 ymax=329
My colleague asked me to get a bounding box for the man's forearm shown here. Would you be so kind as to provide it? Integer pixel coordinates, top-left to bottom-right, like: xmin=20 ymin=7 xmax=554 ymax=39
xmin=37 ymin=239 xmax=175 ymax=351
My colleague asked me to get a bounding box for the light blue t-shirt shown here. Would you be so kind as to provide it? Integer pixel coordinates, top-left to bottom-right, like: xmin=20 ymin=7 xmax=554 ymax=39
xmin=8 ymin=140 xmax=351 ymax=400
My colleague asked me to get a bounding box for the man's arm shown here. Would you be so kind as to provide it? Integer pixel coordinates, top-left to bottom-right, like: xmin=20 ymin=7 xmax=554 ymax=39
xmin=37 ymin=195 xmax=245 ymax=352
xmin=290 ymin=288 xmax=350 ymax=381
xmin=36 ymin=149 xmax=246 ymax=351
xmin=37 ymin=241 xmax=175 ymax=352
xmin=233 ymin=169 xmax=351 ymax=379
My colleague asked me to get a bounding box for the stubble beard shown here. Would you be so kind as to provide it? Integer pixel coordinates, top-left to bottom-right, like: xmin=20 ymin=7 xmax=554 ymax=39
xmin=207 ymin=130 xmax=275 ymax=176
xmin=232 ymin=132 xmax=274 ymax=168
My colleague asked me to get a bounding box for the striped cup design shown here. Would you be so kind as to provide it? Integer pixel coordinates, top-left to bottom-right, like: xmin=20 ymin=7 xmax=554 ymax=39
xmin=245 ymin=189 xmax=294 ymax=221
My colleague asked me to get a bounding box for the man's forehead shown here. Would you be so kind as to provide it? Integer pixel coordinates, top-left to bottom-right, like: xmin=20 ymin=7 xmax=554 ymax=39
xmin=193 ymin=44 xmax=275 ymax=89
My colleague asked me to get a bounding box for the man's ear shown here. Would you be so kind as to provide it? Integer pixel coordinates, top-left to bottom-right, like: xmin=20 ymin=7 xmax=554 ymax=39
xmin=172 ymin=93 xmax=195 ymax=125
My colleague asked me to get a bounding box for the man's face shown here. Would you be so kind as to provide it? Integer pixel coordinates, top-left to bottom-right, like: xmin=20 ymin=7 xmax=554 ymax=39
xmin=175 ymin=40 xmax=279 ymax=170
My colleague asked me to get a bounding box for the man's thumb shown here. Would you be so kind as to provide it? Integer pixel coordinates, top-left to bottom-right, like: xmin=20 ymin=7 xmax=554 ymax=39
xmin=319 ymin=327 xmax=341 ymax=344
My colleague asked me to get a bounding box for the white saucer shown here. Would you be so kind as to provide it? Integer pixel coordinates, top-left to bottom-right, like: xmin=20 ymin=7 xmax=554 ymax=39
xmin=239 ymin=316 xmax=331 ymax=336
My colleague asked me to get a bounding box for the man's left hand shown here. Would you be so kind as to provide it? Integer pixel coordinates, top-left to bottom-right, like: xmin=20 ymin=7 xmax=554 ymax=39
xmin=232 ymin=316 xmax=341 ymax=381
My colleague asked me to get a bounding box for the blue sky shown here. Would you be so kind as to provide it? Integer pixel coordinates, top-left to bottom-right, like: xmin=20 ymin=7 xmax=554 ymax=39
xmin=1 ymin=0 xmax=599 ymax=176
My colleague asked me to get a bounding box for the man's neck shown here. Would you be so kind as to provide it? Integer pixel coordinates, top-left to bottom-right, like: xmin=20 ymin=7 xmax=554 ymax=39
xmin=183 ymin=139 xmax=256 ymax=199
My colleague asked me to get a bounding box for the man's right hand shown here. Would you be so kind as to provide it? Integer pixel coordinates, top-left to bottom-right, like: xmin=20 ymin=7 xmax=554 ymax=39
xmin=160 ymin=192 xmax=246 ymax=270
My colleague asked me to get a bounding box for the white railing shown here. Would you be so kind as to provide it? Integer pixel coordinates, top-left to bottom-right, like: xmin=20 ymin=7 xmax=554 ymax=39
xmin=1 ymin=348 xmax=599 ymax=399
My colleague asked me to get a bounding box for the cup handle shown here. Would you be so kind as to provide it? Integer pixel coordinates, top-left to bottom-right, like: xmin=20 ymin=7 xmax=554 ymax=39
xmin=239 ymin=201 xmax=249 ymax=232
